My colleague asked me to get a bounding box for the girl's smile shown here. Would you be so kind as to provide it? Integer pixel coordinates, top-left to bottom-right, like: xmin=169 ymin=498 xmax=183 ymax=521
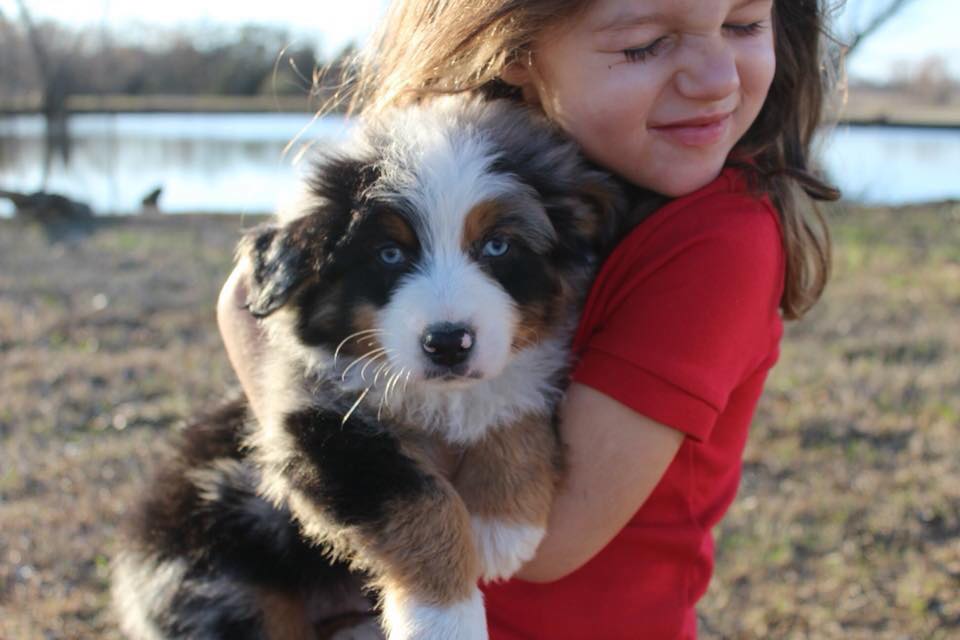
xmin=648 ymin=111 xmax=733 ymax=147
xmin=502 ymin=0 xmax=776 ymax=197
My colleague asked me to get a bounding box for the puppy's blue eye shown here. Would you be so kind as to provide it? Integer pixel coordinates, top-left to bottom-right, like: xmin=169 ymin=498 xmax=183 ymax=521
xmin=378 ymin=245 xmax=406 ymax=265
xmin=482 ymin=238 xmax=510 ymax=258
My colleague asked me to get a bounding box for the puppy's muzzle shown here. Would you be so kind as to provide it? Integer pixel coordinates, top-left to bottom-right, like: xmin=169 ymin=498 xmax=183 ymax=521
xmin=421 ymin=323 xmax=475 ymax=368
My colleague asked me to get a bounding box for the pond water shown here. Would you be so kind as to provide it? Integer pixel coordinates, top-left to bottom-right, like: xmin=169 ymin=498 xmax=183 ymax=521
xmin=1 ymin=112 xmax=958 ymax=216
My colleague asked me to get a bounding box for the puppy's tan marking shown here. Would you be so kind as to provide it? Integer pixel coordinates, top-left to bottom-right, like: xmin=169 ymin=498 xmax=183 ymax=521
xmin=512 ymin=300 xmax=555 ymax=352
xmin=455 ymin=413 xmax=563 ymax=526
xmin=256 ymin=589 xmax=313 ymax=640
xmin=462 ymin=200 xmax=503 ymax=252
xmin=380 ymin=211 xmax=418 ymax=248
xmin=340 ymin=303 xmax=383 ymax=357
xmin=367 ymin=473 xmax=478 ymax=606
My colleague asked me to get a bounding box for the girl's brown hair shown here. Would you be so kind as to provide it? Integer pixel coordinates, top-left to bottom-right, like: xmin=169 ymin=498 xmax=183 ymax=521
xmin=332 ymin=0 xmax=841 ymax=320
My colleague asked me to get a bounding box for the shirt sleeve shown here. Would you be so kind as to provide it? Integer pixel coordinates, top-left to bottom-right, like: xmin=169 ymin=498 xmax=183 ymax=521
xmin=571 ymin=194 xmax=784 ymax=442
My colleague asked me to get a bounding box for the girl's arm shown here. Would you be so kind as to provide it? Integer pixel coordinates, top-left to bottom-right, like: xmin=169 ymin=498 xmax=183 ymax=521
xmin=217 ymin=263 xmax=269 ymax=422
xmin=217 ymin=263 xmax=684 ymax=584
xmin=512 ymin=382 xmax=683 ymax=583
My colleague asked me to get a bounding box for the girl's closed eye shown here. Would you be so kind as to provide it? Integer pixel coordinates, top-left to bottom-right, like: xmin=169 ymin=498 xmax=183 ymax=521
xmin=622 ymin=37 xmax=668 ymax=63
xmin=723 ymin=21 xmax=767 ymax=37
xmin=621 ymin=21 xmax=768 ymax=63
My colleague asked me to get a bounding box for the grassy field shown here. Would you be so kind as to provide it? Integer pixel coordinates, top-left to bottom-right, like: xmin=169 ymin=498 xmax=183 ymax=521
xmin=1 ymin=204 xmax=958 ymax=638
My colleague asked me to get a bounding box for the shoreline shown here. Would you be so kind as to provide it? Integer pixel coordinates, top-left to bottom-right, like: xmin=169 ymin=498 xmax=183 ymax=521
xmin=3 ymin=94 xmax=960 ymax=129
xmin=3 ymin=200 xmax=958 ymax=224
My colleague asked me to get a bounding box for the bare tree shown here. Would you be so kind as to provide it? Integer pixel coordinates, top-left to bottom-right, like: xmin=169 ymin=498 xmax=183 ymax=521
xmin=842 ymin=0 xmax=920 ymax=56
xmin=12 ymin=0 xmax=83 ymax=186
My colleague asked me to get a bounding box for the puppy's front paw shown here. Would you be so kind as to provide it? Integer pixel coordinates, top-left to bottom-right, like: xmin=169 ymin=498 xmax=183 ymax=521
xmin=471 ymin=516 xmax=546 ymax=583
xmin=381 ymin=587 xmax=487 ymax=640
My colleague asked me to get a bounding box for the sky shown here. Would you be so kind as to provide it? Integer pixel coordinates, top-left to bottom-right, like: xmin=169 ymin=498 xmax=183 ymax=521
xmin=0 ymin=0 xmax=954 ymax=82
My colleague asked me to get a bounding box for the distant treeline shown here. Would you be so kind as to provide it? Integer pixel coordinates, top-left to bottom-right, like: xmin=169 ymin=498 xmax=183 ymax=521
xmin=0 ymin=17 xmax=354 ymax=100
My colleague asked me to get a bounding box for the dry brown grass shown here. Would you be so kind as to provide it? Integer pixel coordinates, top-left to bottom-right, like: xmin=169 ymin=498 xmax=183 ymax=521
xmin=1 ymin=204 xmax=957 ymax=638
xmin=700 ymin=202 xmax=960 ymax=638
xmin=1 ymin=215 xmax=253 ymax=638
xmin=838 ymin=86 xmax=960 ymax=127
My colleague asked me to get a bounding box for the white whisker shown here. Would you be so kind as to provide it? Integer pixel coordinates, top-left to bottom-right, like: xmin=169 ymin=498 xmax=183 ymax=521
xmin=385 ymin=370 xmax=402 ymax=406
xmin=376 ymin=381 xmax=389 ymax=421
xmin=360 ymin=349 xmax=392 ymax=382
xmin=341 ymin=347 xmax=387 ymax=381
xmin=341 ymin=386 xmax=371 ymax=426
xmin=374 ymin=361 xmax=395 ymax=386
xmin=394 ymin=368 xmax=412 ymax=405
xmin=333 ymin=329 xmax=384 ymax=367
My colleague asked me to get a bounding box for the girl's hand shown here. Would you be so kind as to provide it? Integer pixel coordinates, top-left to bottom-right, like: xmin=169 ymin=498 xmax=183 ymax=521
xmin=217 ymin=263 xmax=269 ymax=424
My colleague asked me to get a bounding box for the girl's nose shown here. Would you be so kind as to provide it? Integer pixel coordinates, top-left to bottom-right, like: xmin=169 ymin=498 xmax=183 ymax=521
xmin=675 ymin=38 xmax=740 ymax=101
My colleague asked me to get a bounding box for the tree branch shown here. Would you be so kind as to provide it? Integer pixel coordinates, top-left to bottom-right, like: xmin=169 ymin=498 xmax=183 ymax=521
xmin=14 ymin=0 xmax=51 ymax=79
xmin=845 ymin=0 xmax=919 ymax=56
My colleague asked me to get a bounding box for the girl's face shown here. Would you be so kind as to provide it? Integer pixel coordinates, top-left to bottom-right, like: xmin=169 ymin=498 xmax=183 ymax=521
xmin=504 ymin=0 xmax=776 ymax=197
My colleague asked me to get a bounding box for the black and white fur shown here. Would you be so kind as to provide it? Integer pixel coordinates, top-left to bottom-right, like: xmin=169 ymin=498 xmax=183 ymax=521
xmin=113 ymin=95 xmax=657 ymax=640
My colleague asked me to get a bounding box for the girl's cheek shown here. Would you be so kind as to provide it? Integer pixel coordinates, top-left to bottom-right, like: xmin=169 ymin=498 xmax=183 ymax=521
xmin=580 ymin=80 xmax=646 ymax=128
xmin=596 ymin=65 xmax=660 ymax=108
xmin=738 ymin=34 xmax=776 ymax=93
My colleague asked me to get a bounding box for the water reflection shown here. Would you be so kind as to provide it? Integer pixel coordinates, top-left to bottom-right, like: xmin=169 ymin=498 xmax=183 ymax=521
xmin=818 ymin=125 xmax=960 ymax=205
xmin=0 ymin=113 xmax=348 ymax=216
xmin=1 ymin=114 xmax=958 ymax=216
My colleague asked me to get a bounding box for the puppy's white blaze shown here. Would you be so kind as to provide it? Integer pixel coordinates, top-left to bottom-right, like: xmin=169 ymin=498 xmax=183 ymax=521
xmin=379 ymin=253 xmax=517 ymax=383
xmin=371 ymin=99 xmax=522 ymax=259
xmin=374 ymin=103 xmax=513 ymax=218
xmin=381 ymin=587 xmax=487 ymax=640
xmin=471 ymin=517 xmax=547 ymax=583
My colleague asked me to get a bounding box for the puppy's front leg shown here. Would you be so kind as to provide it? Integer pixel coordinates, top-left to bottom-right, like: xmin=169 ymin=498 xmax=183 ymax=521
xmin=370 ymin=477 xmax=486 ymax=640
xmin=270 ymin=407 xmax=486 ymax=640
xmin=455 ymin=412 xmax=563 ymax=583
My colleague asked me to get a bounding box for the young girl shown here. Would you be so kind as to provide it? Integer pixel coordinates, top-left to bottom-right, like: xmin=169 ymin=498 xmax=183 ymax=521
xmin=218 ymin=0 xmax=840 ymax=637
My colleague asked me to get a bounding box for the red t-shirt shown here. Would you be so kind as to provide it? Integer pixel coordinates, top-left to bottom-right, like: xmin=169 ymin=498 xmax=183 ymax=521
xmin=481 ymin=167 xmax=785 ymax=639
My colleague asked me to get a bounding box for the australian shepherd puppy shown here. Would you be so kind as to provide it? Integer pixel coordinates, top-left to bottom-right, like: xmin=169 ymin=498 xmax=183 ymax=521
xmin=113 ymin=95 xmax=647 ymax=640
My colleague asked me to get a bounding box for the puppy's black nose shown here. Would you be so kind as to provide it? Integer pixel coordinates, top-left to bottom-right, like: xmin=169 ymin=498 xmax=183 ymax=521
xmin=421 ymin=323 xmax=475 ymax=367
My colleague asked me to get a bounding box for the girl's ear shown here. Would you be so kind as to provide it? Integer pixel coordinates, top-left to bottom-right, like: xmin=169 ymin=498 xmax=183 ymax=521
xmin=500 ymin=56 xmax=533 ymax=87
xmin=500 ymin=52 xmax=543 ymax=107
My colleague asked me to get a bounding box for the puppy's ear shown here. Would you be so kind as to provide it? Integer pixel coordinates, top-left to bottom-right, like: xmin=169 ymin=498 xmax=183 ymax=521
xmin=541 ymin=169 xmax=624 ymax=262
xmin=549 ymin=170 xmax=665 ymax=260
xmin=242 ymin=210 xmax=342 ymax=318
xmin=239 ymin=222 xmax=310 ymax=318
xmin=239 ymin=204 xmax=371 ymax=317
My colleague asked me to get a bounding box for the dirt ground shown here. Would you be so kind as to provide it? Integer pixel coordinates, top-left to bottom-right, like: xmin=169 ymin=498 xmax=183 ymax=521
xmin=1 ymin=204 xmax=958 ymax=639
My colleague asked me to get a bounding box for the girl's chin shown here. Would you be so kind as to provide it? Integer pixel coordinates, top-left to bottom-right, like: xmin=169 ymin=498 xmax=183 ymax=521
xmin=598 ymin=143 xmax=729 ymax=196
xmin=629 ymin=163 xmax=726 ymax=198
